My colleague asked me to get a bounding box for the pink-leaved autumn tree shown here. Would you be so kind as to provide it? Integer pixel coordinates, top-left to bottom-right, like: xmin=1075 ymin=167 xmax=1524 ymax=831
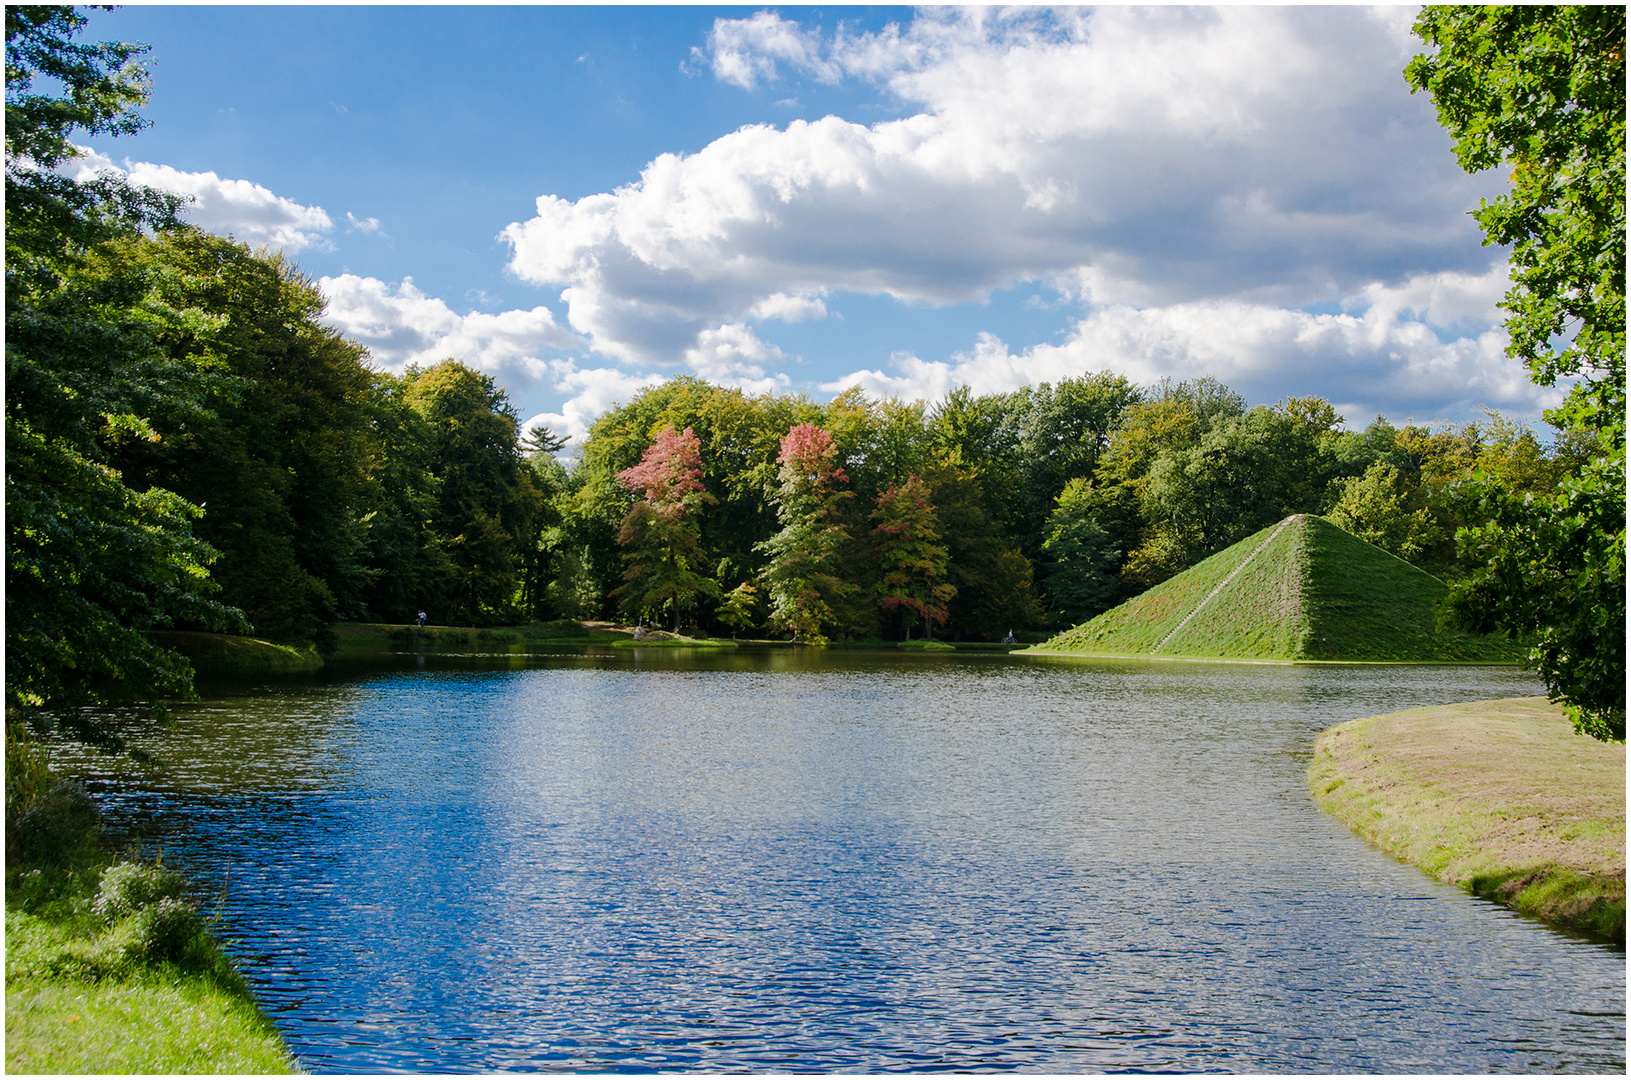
xmin=755 ymin=423 xmax=852 ymax=642
xmin=612 ymin=425 xmax=717 ymax=629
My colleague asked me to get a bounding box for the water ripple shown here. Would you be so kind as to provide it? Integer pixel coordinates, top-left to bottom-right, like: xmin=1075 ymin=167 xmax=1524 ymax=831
xmin=56 ymin=652 xmax=1624 ymax=1073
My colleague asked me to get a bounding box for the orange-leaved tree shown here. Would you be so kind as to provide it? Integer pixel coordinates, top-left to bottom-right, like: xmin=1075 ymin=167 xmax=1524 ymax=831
xmin=871 ymin=474 xmax=954 ymax=639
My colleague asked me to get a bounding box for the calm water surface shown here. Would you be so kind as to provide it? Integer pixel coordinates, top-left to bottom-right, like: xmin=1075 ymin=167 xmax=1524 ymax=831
xmin=57 ymin=650 xmax=1625 ymax=1072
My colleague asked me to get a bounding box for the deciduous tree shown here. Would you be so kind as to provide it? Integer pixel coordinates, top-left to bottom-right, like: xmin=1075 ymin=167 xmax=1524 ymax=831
xmin=871 ymin=474 xmax=955 ymax=638
xmin=757 ymin=423 xmax=852 ymax=642
xmin=6 ymin=7 xmax=242 ymax=715
xmin=1042 ymin=479 xmax=1122 ymax=626
xmin=613 ymin=426 xmax=718 ymax=628
xmin=1408 ymin=5 xmax=1625 ymax=740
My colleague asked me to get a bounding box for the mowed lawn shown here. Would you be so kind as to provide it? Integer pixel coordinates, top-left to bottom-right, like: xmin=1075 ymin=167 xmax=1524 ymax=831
xmin=1310 ymin=697 xmax=1625 ymax=943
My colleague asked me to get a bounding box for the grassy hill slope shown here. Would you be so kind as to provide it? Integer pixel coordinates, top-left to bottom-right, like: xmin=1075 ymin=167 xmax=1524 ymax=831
xmin=1030 ymin=515 xmax=1522 ymax=663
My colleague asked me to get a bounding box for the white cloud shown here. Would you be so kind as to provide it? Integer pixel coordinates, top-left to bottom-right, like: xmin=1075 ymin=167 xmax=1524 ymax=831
xmin=1350 ymin=263 xmax=1509 ymax=333
xmin=503 ymin=6 xmax=1505 ymax=389
xmin=747 ymin=291 xmax=827 ymax=322
xmin=65 ymin=146 xmax=335 ymax=253
xmin=318 ymin=274 xmax=584 ymax=386
xmin=522 ymin=361 xmax=667 ymax=447
xmin=683 ymin=323 xmax=793 ymax=396
xmin=695 ymin=11 xmax=841 ymax=89
xmin=345 ymin=212 xmax=385 ymax=236
xmin=822 ymin=269 xmax=1557 ymax=426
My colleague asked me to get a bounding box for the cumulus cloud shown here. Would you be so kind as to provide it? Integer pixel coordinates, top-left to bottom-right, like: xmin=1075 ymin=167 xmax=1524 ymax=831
xmin=67 ymin=147 xmax=337 ymax=253
xmin=695 ymin=10 xmax=841 ymax=88
xmin=823 ymin=266 xmax=1555 ymax=426
xmin=345 ymin=212 xmax=386 ymax=236
xmin=747 ymin=291 xmax=827 ymax=322
xmin=318 ymin=274 xmax=584 ymax=385
xmin=683 ymin=323 xmax=793 ymax=396
xmin=503 ymin=4 xmax=1507 ymax=408
xmin=522 ymin=362 xmax=667 ymax=447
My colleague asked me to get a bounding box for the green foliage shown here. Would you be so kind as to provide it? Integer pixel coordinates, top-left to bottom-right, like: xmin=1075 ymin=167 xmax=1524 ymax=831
xmin=1407 ymin=5 xmax=1626 ymax=437
xmin=1000 ymin=373 xmax=1143 ymax=555
xmin=1325 ymin=463 xmax=1443 ymax=564
xmin=103 ymin=231 xmax=376 ymax=644
xmin=1450 ymin=460 xmax=1625 ymax=741
xmin=6 ymin=790 xmax=295 ymax=1073
xmin=714 ymin=582 xmax=760 ymax=636
xmin=561 ymin=375 xmax=1588 ymax=648
xmin=6 ymin=7 xmax=244 ymax=717
xmin=1042 ymin=478 xmax=1121 ymax=625
xmin=145 ymin=631 xmax=322 ymax=676
xmin=757 ymin=423 xmax=853 ymax=642
xmin=1408 ymin=6 xmax=1626 ymax=739
xmin=93 ymin=861 xmax=186 ymax=923
xmin=921 ymin=460 xmax=1041 ymax=638
xmin=6 ymin=778 xmax=99 ymax=870
xmin=870 ymin=474 xmax=955 ymax=636
xmin=354 ymin=371 xmax=458 ymax=621
xmin=397 ymin=360 xmax=543 ymax=625
xmin=612 ymin=426 xmax=719 ymax=627
xmin=1141 ymin=403 xmax=1340 ymax=563
xmin=523 ymin=618 xmax=589 ymax=640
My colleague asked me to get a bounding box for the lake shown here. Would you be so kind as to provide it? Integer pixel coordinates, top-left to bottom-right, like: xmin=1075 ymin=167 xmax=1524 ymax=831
xmin=55 ymin=648 xmax=1625 ymax=1072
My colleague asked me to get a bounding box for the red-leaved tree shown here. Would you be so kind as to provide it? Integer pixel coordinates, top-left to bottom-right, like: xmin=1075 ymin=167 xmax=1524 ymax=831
xmin=612 ymin=426 xmax=716 ymax=629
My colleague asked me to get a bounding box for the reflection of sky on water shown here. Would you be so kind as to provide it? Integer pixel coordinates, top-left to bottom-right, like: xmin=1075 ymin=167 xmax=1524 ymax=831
xmin=59 ymin=655 xmax=1623 ymax=1073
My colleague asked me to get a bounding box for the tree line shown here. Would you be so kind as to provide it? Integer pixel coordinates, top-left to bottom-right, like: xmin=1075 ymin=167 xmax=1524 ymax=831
xmin=6 ymin=6 xmax=1621 ymax=739
xmin=556 ymin=373 xmax=1602 ymax=645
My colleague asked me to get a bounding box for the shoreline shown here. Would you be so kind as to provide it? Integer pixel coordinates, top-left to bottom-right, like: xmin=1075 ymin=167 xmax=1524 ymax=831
xmin=1309 ymin=697 xmax=1625 ymax=945
xmin=1023 ymin=648 xmax=1519 ymax=667
xmin=5 ymin=799 xmax=297 ymax=1072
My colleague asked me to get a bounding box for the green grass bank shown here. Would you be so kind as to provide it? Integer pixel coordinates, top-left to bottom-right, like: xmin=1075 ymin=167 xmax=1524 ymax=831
xmin=1310 ymin=697 xmax=1625 ymax=944
xmin=149 ymin=630 xmax=323 ymax=676
xmin=1030 ymin=515 xmax=1523 ymax=663
xmin=331 ymin=619 xmax=622 ymax=656
xmin=6 ymin=734 xmax=297 ymax=1073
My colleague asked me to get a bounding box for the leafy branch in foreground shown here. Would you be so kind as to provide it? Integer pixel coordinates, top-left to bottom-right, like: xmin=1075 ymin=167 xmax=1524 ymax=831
xmin=6 ymin=6 xmax=244 ymax=718
xmin=1408 ymin=5 xmax=1626 ymax=740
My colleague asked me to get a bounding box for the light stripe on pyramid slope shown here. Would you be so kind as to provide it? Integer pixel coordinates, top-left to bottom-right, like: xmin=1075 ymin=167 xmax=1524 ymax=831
xmin=1030 ymin=515 xmax=1523 ymax=662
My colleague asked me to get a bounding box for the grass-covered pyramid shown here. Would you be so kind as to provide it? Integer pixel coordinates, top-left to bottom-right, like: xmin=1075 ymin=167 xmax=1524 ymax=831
xmin=1029 ymin=514 xmax=1523 ymax=663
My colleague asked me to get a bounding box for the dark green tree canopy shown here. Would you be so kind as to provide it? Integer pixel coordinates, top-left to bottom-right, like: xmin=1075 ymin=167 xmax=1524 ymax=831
xmin=6 ymin=6 xmax=242 ymax=716
xmin=1409 ymin=6 xmax=1625 ymax=741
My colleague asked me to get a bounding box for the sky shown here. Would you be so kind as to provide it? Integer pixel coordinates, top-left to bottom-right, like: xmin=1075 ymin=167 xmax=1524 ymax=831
xmin=74 ymin=4 xmax=1553 ymax=447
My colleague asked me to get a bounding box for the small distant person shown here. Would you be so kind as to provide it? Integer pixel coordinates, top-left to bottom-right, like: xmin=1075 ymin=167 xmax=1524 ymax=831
xmin=1002 ymin=629 xmax=1015 ymax=644
xmin=417 ymin=610 xmax=426 ymax=627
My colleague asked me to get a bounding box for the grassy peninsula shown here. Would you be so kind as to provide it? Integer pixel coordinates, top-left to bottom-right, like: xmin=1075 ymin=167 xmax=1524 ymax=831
xmin=1310 ymin=697 xmax=1625 ymax=944
xmin=1030 ymin=515 xmax=1523 ymax=663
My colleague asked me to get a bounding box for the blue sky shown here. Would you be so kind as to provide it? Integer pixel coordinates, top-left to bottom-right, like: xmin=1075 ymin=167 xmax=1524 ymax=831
xmin=76 ymin=5 xmax=1549 ymax=444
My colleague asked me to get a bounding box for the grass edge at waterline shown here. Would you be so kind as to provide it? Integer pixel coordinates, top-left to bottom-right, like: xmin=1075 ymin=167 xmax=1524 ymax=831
xmin=1309 ymin=697 xmax=1625 ymax=945
xmin=4 ymin=965 xmax=299 ymax=1074
xmin=5 ymin=858 xmax=300 ymax=1074
xmin=6 ymin=740 xmax=299 ymax=1074
xmin=149 ymin=630 xmax=323 ymax=676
